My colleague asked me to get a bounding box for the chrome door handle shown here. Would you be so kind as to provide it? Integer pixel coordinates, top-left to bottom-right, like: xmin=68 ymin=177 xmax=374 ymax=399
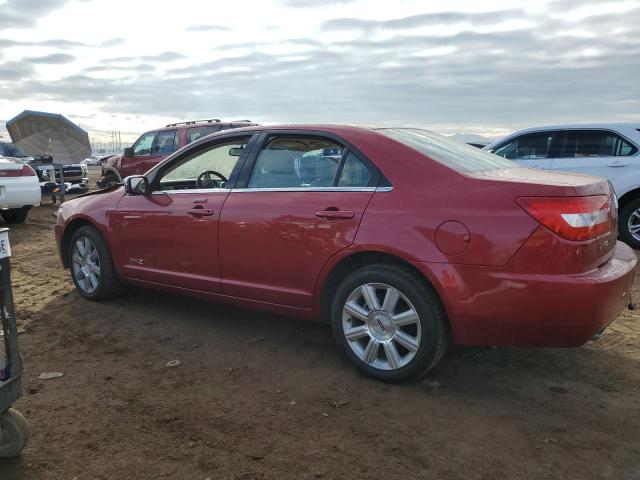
xmin=608 ymin=161 xmax=629 ymax=168
xmin=187 ymin=208 xmax=214 ymax=217
xmin=315 ymin=209 xmax=354 ymax=219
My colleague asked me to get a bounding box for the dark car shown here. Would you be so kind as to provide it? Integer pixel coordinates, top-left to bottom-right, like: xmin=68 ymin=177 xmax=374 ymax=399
xmin=56 ymin=125 xmax=635 ymax=382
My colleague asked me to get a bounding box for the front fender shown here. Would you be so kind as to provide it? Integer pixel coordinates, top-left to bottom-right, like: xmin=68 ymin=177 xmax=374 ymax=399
xmin=55 ymin=188 xmax=124 ymax=267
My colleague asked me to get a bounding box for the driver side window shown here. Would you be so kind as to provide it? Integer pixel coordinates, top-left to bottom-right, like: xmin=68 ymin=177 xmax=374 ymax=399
xmin=133 ymin=132 xmax=157 ymax=156
xmin=157 ymin=137 xmax=249 ymax=191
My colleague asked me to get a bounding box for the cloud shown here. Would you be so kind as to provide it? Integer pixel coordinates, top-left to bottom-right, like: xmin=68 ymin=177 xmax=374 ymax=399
xmin=280 ymin=0 xmax=356 ymax=6
xmin=1 ymin=1 xmax=638 ymax=133
xmin=84 ymin=64 xmax=156 ymax=73
xmin=0 ymin=37 xmax=124 ymax=49
xmin=106 ymin=52 xmax=186 ymax=63
xmin=24 ymin=53 xmax=75 ymax=64
xmin=186 ymin=24 xmax=230 ymax=32
xmin=545 ymin=0 xmax=625 ymax=10
xmin=0 ymin=61 xmax=35 ymax=81
xmin=0 ymin=0 xmax=73 ymax=30
xmin=100 ymin=38 xmax=125 ymax=48
xmin=323 ymin=9 xmax=524 ymax=32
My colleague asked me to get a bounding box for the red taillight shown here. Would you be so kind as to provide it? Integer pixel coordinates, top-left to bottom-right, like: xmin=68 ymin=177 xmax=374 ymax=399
xmin=21 ymin=165 xmax=36 ymax=176
xmin=517 ymin=195 xmax=612 ymax=241
xmin=0 ymin=165 xmax=36 ymax=177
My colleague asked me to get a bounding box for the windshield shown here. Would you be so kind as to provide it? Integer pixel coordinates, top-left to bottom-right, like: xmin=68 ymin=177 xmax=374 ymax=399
xmin=2 ymin=143 xmax=29 ymax=158
xmin=377 ymin=128 xmax=514 ymax=173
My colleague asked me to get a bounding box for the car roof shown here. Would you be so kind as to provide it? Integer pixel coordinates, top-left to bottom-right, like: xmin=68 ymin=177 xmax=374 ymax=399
xmin=486 ymin=122 xmax=640 ymax=149
xmin=150 ymin=120 xmax=258 ymax=134
xmin=511 ymin=121 xmax=640 ymax=130
xmin=199 ymin=123 xmax=413 ymax=135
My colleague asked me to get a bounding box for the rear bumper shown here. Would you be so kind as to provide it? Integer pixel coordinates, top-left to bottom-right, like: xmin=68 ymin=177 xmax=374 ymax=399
xmin=412 ymin=241 xmax=637 ymax=347
xmin=0 ymin=177 xmax=41 ymax=208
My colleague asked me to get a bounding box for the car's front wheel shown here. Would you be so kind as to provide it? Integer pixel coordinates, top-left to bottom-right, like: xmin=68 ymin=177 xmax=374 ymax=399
xmin=69 ymin=226 xmax=124 ymax=300
xmin=99 ymin=172 xmax=120 ymax=189
xmin=331 ymin=264 xmax=450 ymax=382
xmin=619 ymin=197 xmax=640 ymax=249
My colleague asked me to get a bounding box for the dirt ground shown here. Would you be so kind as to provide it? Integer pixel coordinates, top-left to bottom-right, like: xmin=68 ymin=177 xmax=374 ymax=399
xmin=2 ymin=170 xmax=640 ymax=479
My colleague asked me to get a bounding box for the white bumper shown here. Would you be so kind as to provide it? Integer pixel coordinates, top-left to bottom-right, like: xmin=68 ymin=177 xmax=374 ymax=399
xmin=0 ymin=176 xmax=41 ymax=209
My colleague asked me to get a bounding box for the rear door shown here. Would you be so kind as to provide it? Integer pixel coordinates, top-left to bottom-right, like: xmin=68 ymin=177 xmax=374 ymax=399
xmin=490 ymin=131 xmax=555 ymax=170
xmin=219 ymin=133 xmax=378 ymax=308
xmin=550 ymin=130 xmax=639 ymax=191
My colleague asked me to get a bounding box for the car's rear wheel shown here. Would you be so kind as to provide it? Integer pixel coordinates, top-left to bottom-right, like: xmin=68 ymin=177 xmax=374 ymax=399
xmin=1 ymin=207 xmax=29 ymax=224
xmin=619 ymin=197 xmax=640 ymax=249
xmin=331 ymin=264 xmax=450 ymax=382
xmin=69 ymin=226 xmax=124 ymax=300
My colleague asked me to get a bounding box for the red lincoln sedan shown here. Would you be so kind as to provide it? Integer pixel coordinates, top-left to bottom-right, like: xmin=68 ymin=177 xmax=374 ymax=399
xmin=55 ymin=125 xmax=636 ymax=382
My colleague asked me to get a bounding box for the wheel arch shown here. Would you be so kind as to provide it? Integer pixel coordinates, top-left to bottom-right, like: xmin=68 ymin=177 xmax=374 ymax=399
xmin=617 ymin=187 xmax=640 ymax=211
xmin=60 ymin=217 xmax=100 ymax=268
xmin=316 ymin=249 xmax=451 ymax=332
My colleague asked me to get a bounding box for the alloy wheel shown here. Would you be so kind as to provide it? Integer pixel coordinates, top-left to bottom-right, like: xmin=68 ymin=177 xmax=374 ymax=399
xmin=342 ymin=283 xmax=422 ymax=371
xmin=71 ymin=236 xmax=101 ymax=294
xmin=627 ymin=208 xmax=640 ymax=243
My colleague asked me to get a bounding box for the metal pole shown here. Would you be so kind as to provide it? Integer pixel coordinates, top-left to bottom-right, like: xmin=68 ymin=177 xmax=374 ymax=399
xmin=0 ymin=228 xmax=23 ymax=413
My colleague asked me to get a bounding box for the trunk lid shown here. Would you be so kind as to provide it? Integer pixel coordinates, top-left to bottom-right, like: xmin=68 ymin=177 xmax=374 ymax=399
xmin=469 ymin=167 xmax=611 ymax=197
xmin=0 ymin=157 xmax=29 ymax=177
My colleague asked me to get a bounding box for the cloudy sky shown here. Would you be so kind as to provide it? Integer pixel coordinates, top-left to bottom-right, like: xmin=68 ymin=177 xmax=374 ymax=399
xmin=0 ymin=0 xmax=638 ymax=144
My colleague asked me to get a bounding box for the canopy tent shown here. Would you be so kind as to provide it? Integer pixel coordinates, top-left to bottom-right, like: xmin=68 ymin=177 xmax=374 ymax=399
xmin=6 ymin=110 xmax=91 ymax=165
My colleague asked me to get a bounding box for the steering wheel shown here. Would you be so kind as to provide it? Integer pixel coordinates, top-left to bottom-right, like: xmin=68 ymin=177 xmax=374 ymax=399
xmin=196 ymin=170 xmax=228 ymax=189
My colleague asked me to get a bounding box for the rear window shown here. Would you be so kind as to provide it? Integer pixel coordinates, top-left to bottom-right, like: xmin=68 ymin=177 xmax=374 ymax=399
xmin=0 ymin=143 xmax=28 ymax=158
xmin=186 ymin=125 xmax=222 ymax=144
xmin=377 ymin=128 xmax=514 ymax=173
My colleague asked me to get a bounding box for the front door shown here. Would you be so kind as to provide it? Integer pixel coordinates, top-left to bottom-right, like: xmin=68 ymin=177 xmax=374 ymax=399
xmin=219 ymin=134 xmax=377 ymax=308
xmin=113 ymin=135 xmax=252 ymax=292
xmin=120 ymin=131 xmax=158 ymax=178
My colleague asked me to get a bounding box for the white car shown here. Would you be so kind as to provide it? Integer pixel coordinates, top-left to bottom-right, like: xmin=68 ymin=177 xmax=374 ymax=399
xmin=0 ymin=156 xmax=40 ymax=223
xmin=485 ymin=123 xmax=640 ymax=248
xmin=80 ymin=156 xmax=102 ymax=167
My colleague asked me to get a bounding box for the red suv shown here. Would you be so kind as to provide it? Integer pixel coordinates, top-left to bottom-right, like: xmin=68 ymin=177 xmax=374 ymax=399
xmin=98 ymin=118 xmax=257 ymax=187
xmin=56 ymin=125 xmax=636 ymax=382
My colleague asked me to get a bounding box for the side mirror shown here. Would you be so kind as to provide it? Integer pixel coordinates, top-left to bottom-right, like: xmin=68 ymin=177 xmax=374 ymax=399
xmin=124 ymin=147 xmax=134 ymax=157
xmin=228 ymin=147 xmax=244 ymax=157
xmin=124 ymin=175 xmax=148 ymax=195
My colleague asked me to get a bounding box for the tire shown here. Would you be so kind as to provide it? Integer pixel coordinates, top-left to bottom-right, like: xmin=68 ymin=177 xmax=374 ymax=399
xmin=619 ymin=197 xmax=640 ymax=249
xmin=102 ymin=172 xmax=120 ymax=189
xmin=0 ymin=408 xmax=29 ymax=458
xmin=68 ymin=225 xmax=124 ymax=300
xmin=1 ymin=207 xmax=29 ymax=224
xmin=331 ymin=264 xmax=450 ymax=382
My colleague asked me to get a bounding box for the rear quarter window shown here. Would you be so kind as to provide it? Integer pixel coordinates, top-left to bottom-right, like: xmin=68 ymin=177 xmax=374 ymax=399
xmin=559 ymin=130 xmax=638 ymax=157
xmin=377 ymin=128 xmax=514 ymax=173
xmin=186 ymin=126 xmax=222 ymax=144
